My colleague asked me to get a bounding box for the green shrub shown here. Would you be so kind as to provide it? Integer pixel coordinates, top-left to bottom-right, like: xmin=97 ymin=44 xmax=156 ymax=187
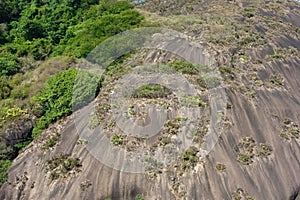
xmin=144 ymin=157 xmax=163 ymax=171
xmin=46 ymin=154 xmax=81 ymax=181
xmin=14 ymin=139 xmax=32 ymax=153
xmin=31 ymin=68 xmax=101 ymax=138
xmin=111 ymin=134 xmax=124 ymax=146
xmin=0 ymin=53 xmax=20 ymax=76
xmin=135 ymin=194 xmax=144 ymax=200
xmin=0 ymin=142 xmax=13 ymax=185
xmin=258 ymin=144 xmax=272 ymax=157
xmin=54 ymin=2 xmax=143 ymax=58
xmin=215 ymin=163 xmax=226 ymax=171
xmin=1 ymin=0 xmax=142 ymax=62
xmin=132 ymin=84 xmax=171 ymax=99
xmin=169 ymin=60 xmax=199 ymax=74
xmin=43 ymin=135 xmax=59 ymax=149
xmin=237 ymin=153 xmax=254 ymax=165
xmin=0 ymin=76 xmax=12 ymax=99
xmin=180 ymin=95 xmax=207 ymax=107
xmin=181 ymin=148 xmax=198 ymax=169
xmin=269 ymin=74 xmax=283 ymax=86
xmin=0 ymin=159 xmax=11 ymax=186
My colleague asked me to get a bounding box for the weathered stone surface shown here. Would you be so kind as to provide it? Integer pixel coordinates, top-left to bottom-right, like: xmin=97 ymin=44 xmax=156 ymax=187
xmin=1 ymin=0 xmax=300 ymax=199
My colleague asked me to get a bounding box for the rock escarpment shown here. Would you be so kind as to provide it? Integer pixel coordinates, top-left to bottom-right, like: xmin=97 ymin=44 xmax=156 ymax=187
xmin=1 ymin=0 xmax=300 ymax=199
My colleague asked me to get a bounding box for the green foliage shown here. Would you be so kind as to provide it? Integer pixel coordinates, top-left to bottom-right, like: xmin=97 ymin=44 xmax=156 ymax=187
xmin=181 ymin=148 xmax=198 ymax=170
xmin=13 ymin=139 xmax=32 ymax=152
xmin=135 ymin=194 xmax=144 ymax=200
xmin=243 ymin=8 xmax=254 ymax=18
xmin=0 ymin=106 xmax=29 ymax=129
xmin=237 ymin=153 xmax=254 ymax=165
xmin=0 ymin=0 xmax=142 ymax=75
xmin=269 ymin=74 xmax=283 ymax=86
xmin=258 ymin=144 xmax=273 ymax=157
xmin=0 ymin=53 xmax=20 ymax=76
xmin=180 ymin=95 xmax=207 ymax=107
xmin=52 ymin=1 xmax=143 ymax=58
xmin=107 ymin=119 xmax=116 ymax=128
xmin=43 ymin=135 xmax=59 ymax=149
xmin=144 ymin=157 xmax=163 ymax=172
xmin=280 ymin=119 xmax=299 ymax=140
xmin=132 ymin=84 xmax=171 ymax=99
xmin=197 ymin=76 xmax=221 ymax=89
xmin=0 ymin=0 xmax=143 ymax=185
xmin=0 ymin=142 xmax=13 ymax=186
xmin=169 ymin=60 xmax=200 ymax=74
xmin=46 ymin=154 xmax=81 ymax=181
xmin=62 ymin=157 xmax=81 ymax=172
xmin=0 ymin=159 xmax=12 ymax=186
xmin=232 ymin=188 xmax=256 ymax=200
xmin=0 ymin=76 xmax=12 ymax=99
xmin=215 ymin=163 xmax=226 ymax=171
xmin=111 ymin=134 xmax=124 ymax=146
xmin=89 ymin=115 xmax=101 ymax=129
xmin=0 ymin=0 xmax=27 ymax=23
xmin=31 ymin=68 xmax=101 ymax=138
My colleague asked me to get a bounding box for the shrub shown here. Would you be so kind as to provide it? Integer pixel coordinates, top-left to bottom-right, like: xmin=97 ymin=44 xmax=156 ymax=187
xmin=0 ymin=76 xmax=12 ymax=99
xmin=169 ymin=60 xmax=199 ymax=74
xmin=215 ymin=163 xmax=226 ymax=171
xmin=31 ymin=68 xmax=101 ymax=138
xmin=43 ymin=135 xmax=59 ymax=149
xmin=0 ymin=141 xmax=13 ymax=185
xmin=46 ymin=154 xmax=81 ymax=181
xmin=144 ymin=157 xmax=163 ymax=172
xmin=0 ymin=53 xmax=20 ymax=76
xmin=181 ymin=148 xmax=198 ymax=169
xmin=135 ymin=194 xmax=144 ymax=200
xmin=0 ymin=159 xmax=12 ymax=186
xmin=237 ymin=153 xmax=254 ymax=165
xmin=269 ymin=74 xmax=283 ymax=86
xmin=258 ymin=144 xmax=272 ymax=157
xmin=131 ymin=84 xmax=171 ymax=99
xmin=180 ymin=95 xmax=207 ymax=107
xmin=111 ymin=134 xmax=124 ymax=146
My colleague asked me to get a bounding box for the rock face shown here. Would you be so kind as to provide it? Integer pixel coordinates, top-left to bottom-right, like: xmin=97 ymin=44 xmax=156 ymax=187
xmin=1 ymin=117 xmax=34 ymax=147
xmin=1 ymin=0 xmax=300 ymax=199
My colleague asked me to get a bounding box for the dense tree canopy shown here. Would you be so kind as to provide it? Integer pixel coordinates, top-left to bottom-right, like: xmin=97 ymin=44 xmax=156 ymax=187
xmin=0 ymin=0 xmax=143 ymax=76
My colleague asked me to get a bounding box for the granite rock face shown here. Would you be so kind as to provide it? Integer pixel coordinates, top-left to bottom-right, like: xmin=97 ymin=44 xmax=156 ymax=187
xmin=1 ymin=0 xmax=300 ymax=199
xmin=1 ymin=117 xmax=34 ymax=147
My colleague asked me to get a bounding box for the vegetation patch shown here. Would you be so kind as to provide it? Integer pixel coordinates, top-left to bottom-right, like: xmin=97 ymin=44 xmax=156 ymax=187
xmin=269 ymin=74 xmax=284 ymax=86
xmin=232 ymin=188 xmax=256 ymax=200
xmin=169 ymin=60 xmax=200 ymax=75
xmin=111 ymin=134 xmax=125 ymax=146
xmin=42 ymin=135 xmax=60 ymax=149
xmin=46 ymin=154 xmax=81 ymax=182
xmin=131 ymin=84 xmax=172 ymax=99
xmin=80 ymin=179 xmax=92 ymax=191
xmin=257 ymin=144 xmax=273 ymax=157
xmin=280 ymin=118 xmax=299 ymax=140
xmin=0 ymin=140 xmax=13 ymax=186
xmin=31 ymin=68 xmax=102 ymax=138
xmin=215 ymin=163 xmax=226 ymax=171
xmin=237 ymin=136 xmax=273 ymax=165
xmin=135 ymin=194 xmax=144 ymax=200
xmin=237 ymin=153 xmax=254 ymax=165
xmin=144 ymin=157 xmax=163 ymax=172
xmin=180 ymin=95 xmax=207 ymax=107
xmin=219 ymin=66 xmax=235 ymax=80
xmin=181 ymin=148 xmax=198 ymax=170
